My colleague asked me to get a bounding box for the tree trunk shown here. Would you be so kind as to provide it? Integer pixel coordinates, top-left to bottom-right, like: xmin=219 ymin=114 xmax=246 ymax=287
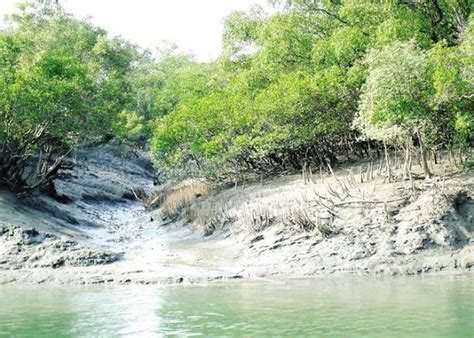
xmin=416 ymin=130 xmax=432 ymax=179
xmin=402 ymin=138 xmax=411 ymax=181
xmin=383 ymin=140 xmax=392 ymax=181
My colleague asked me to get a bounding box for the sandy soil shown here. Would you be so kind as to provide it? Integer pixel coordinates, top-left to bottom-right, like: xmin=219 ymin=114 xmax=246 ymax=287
xmin=0 ymin=146 xmax=472 ymax=285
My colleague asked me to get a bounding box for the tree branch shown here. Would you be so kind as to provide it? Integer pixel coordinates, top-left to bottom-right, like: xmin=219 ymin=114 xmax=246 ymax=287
xmin=431 ymin=0 xmax=444 ymax=26
xmin=302 ymin=0 xmax=370 ymax=36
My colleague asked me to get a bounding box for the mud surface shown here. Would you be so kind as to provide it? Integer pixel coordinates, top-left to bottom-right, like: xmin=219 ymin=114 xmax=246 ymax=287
xmin=0 ymin=146 xmax=472 ymax=285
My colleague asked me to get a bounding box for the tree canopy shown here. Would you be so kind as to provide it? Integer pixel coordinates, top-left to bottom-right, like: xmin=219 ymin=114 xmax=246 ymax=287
xmin=148 ymin=0 xmax=473 ymax=178
xmin=0 ymin=0 xmax=139 ymax=191
xmin=0 ymin=0 xmax=472 ymax=189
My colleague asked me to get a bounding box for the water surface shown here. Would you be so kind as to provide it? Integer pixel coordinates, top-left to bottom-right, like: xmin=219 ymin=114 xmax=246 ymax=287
xmin=0 ymin=275 xmax=473 ymax=337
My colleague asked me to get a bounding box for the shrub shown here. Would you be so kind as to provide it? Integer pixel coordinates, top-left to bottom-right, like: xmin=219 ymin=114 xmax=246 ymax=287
xmin=161 ymin=180 xmax=211 ymax=220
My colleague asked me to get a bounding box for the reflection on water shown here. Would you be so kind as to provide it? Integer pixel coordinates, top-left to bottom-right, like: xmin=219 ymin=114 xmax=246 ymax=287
xmin=0 ymin=275 xmax=473 ymax=337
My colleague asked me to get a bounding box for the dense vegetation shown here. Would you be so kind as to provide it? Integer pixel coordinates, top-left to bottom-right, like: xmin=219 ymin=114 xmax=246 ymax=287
xmin=149 ymin=0 xmax=473 ymax=179
xmin=0 ymin=0 xmax=139 ymax=191
xmin=0 ymin=0 xmax=472 ymax=192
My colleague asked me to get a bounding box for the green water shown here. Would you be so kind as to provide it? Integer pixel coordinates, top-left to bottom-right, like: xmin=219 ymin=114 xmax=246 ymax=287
xmin=0 ymin=275 xmax=473 ymax=337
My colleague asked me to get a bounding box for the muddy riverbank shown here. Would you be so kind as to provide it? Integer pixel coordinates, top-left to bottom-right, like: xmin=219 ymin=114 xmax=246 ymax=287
xmin=0 ymin=146 xmax=473 ymax=285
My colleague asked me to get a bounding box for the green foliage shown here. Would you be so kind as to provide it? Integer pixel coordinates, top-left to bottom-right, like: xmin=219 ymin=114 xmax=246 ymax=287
xmin=254 ymin=10 xmax=319 ymax=71
xmin=1 ymin=0 xmax=472 ymax=186
xmin=148 ymin=0 xmax=473 ymax=179
xmin=1 ymin=1 xmax=137 ymax=142
xmin=0 ymin=0 xmax=138 ymax=190
xmin=112 ymin=111 xmax=145 ymax=140
xmin=465 ymin=153 xmax=474 ymax=169
xmin=429 ymin=16 xmax=474 ymax=145
xmin=356 ymin=41 xmax=432 ymax=142
xmin=222 ymin=6 xmax=266 ymax=59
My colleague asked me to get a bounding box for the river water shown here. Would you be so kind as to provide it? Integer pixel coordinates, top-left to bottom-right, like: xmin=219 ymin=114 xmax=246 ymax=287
xmin=0 ymin=274 xmax=472 ymax=337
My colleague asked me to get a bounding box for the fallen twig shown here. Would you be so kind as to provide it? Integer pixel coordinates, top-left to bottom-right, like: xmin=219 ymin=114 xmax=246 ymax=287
xmin=333 ymin=195 xmax=411 ymax=207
